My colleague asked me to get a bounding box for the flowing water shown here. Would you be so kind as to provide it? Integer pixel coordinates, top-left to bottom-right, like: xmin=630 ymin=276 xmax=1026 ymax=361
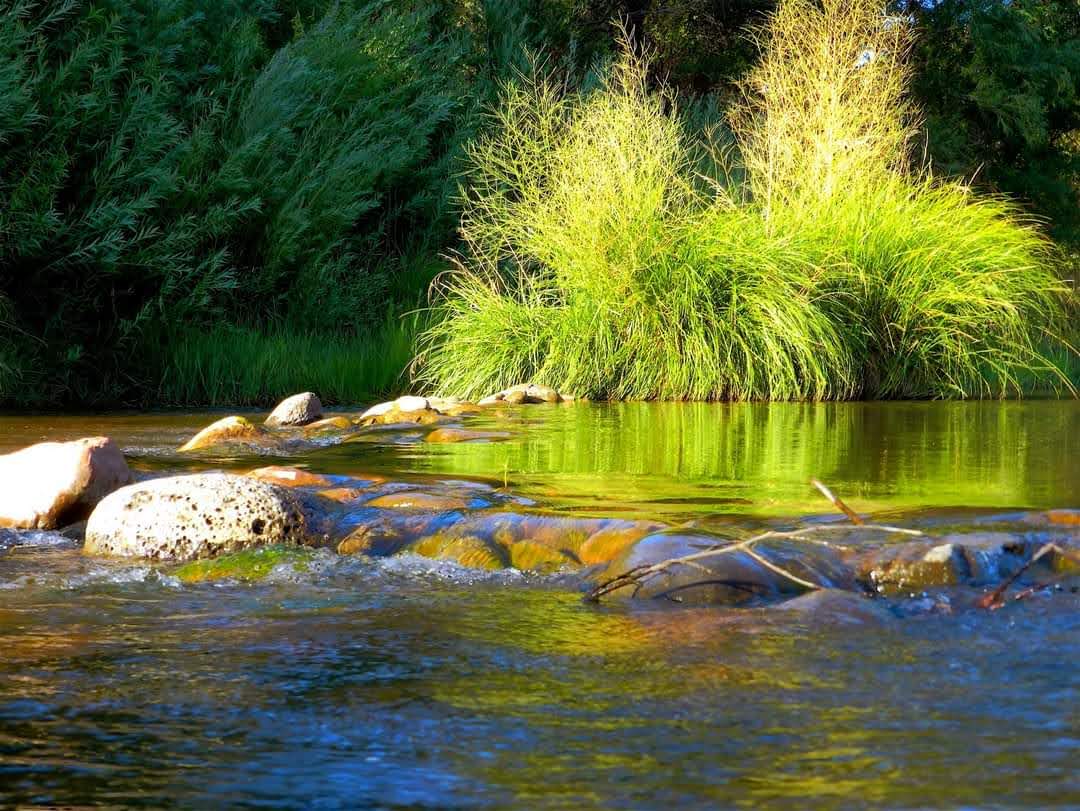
xmin=1 ymin=402 xmax=1078 ymax=808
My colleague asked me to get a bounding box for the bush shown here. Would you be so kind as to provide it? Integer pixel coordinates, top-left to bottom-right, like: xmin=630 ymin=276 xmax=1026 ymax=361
xmin=416 ymin=0 xmax=1074 ymax=400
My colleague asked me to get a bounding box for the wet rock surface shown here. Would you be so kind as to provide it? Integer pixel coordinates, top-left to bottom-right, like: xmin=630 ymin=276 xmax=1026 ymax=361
xmin=178 ymin=415 xmax=270 ymax=452
xmin=478 ymin=383 xmax=574 ymax=406
xmin=0 ymin=437 xmax=131 ymax=529
xmin=265 ymin=392 xmax=323 ymax=427
xmin=855 ymin=533 xmax=1041 ymax=595
xmin=84 ymin=473 xmax=309 ymax=560
xmin=600 ymin=529 xmax=858 ymax=605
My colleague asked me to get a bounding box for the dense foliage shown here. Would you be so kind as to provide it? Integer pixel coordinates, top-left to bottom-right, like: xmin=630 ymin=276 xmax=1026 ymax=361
xmin=0 ymin=0 xmax=1075 ymax=405
xmin=0 ymin=0 xmax=554 ymax=405
xmin=417 ymin=0 xmax=1071 ymax=400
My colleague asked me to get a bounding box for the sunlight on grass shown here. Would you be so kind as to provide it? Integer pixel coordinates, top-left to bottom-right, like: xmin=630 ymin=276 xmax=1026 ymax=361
xmin=416 ymin=0 xmax=1074 ymax=401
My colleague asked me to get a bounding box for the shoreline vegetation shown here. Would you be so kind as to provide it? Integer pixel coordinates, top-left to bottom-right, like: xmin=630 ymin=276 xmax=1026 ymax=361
xmin=0 ymin=0 xmax=1076 ymax=407
xmin=417 ymin=0 xmax=1075 ymax=401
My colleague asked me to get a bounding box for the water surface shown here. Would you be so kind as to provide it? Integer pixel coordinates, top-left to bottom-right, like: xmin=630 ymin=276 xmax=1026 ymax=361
xmin=1 ymin=402 xmax=1077 ymax=808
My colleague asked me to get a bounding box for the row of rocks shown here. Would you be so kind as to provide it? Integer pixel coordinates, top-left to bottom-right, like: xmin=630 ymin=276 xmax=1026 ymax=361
xmin=3 ymin=400 xmax=1075 ymax=615
xmin=177 ymin=387 xmax=575 ymax=453
xmin=0 ymin=383 xmax=570 ymax=527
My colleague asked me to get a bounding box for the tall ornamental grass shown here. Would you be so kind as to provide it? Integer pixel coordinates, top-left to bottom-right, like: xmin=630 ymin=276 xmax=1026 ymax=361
xmin=417 ymin=0 xmax=1074 ymax=400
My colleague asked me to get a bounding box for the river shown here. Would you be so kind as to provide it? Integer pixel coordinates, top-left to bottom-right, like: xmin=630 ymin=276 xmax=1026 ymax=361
xmin=1 ymin=401 xmax=1077 ymax=808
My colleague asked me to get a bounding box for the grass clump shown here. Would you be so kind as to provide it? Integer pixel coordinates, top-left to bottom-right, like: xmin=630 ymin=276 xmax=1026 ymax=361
xmin=416 ymin=0 xmax=1074 ymax=400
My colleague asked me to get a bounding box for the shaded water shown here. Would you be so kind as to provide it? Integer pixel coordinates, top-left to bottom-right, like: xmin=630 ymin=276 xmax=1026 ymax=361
xmin=1 ymin=402 xmax=1078 ymax=808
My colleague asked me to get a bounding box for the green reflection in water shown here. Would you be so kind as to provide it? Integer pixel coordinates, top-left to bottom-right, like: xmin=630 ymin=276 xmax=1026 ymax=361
xmin=406 ymin=401 xmax=1078 ymax=519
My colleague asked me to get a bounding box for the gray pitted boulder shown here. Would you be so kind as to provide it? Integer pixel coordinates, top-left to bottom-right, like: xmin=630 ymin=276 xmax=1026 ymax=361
xmin=599 ymin=529 xmax=858 ymax=605
xmin=0 ymin=437 xmax=132 ymax=529
xmin=84 ymin=473 xmax=308 ymax=560
xmin=265 ymin=392 xmax=323 ymax=427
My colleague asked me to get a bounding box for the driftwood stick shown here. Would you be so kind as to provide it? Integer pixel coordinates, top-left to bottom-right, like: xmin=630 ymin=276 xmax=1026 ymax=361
xmin=811 ymin=478 xmax=864 ymax=525
xmin=978 ymin=542 xmax=1080 ymax=610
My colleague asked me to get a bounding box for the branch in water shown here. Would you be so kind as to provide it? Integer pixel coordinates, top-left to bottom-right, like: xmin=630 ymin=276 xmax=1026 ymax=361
xmin=811 ymin=478 xmax=864 ymax=525
xmin=585 ymin=523 xmax=921 ymax=603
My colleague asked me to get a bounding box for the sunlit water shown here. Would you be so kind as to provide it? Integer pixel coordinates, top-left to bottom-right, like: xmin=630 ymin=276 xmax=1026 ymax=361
xmin=1 ymin=402 xmax=1077 ymax=808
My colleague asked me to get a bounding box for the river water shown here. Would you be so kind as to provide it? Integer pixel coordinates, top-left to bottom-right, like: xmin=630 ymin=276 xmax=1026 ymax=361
xmin=1 ymin=402 xmax=1077 ymax=808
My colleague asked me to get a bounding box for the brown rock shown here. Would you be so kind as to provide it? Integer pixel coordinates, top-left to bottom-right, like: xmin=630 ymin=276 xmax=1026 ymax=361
xmin=578 ymin=521 xmax=664 ymax=565
xmin=178 ymin=416 xmax=267 ymax=452
xmin=508 ymin=539 xmax=573 ymax=572
xmin=855 ymin=534 xmax=1039 ymax=595
xmin=247 ymin=466 xmax=334 ymax=488
xmin=406 ymin=534 xmax=508 ymax=570
xmin=337 ymin=523 xmax=406 ymax=556
xmin=365 ymin=492 xmax=471 ymax=510
xmin=304 ymin=416 xmax=352 ymax=433
xmin=424 ymin=428 xmax=510 ymax=444
xmin=0 ymin=437 xmax=132 ymax=529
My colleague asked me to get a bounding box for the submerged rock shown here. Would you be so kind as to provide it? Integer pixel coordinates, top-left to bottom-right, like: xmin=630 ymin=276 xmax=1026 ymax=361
xmin=855 ymin=533 xmax=1039 ymax=595
xmin=772 ymin=589 xmax=895 ymax=626
xmin=599 ymin=530 xmax=858 ymax=605
xmin=337 ymin=523 xmax=407 ymax=556
xmin=178 ymin=416 xmax=269 ymax=452
xmin=247 ymin=465 xmax=335 ymax=488
xmin=303 ymin=416 xmax=353 ymax=433
xmin=0 ymin=437 xmax=132 ymax=529
xmin=365 ymin=491 xmax=473 ymax=510
xmin=265 ymin=392 xmax=323 ymax=427
xmin=406 ymin=533 xmax=509 ymax=570
xmin=424 ymin=428 xmax=510 ymax=444
xmin=172 ymin=545 xmax=315 ymax=583
xmin=84 ymin=473 xmax=308 ymax=560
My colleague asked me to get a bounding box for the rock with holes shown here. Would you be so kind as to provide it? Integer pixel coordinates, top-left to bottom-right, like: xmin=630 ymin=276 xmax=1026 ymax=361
xmin=599 ymin=529 xmax=857 ymax=605
xmin=265 ymin=392 xmax=323 ymax=427
xmin=0 ymin=437 xmax=132 ymax=529
xmin=84 ymin=473 xmax=308 ymax=560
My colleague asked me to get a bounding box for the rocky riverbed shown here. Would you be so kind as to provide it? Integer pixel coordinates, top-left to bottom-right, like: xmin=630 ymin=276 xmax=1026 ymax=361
xmin=0 ymin=398 xmax=1077 ymax=808
xmin=2 ymin=392 xmax=1077 ymax=619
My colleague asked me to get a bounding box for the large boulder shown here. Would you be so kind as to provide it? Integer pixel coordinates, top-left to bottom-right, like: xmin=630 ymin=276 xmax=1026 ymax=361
xmin=0 ymin=437 xmax=132 ymax=529
xmin=599 ymin=529 xmax=858 ymax=605
xmin=265 ymin=392 xmax=323 ymax=427
xmin=84 ymin=473 xmax=308 ymax=560
xmin=178 ymin=415 xmax=268 ymax=452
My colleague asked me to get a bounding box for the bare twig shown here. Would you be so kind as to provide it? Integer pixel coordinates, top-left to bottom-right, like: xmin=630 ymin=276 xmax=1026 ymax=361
xmin=811 ymin=478 xmax=864 ymax=525
xmin=978 ymin=542 xmax=1080 ymax=610
xmin=585 ymin=523 xmax=921 ymax=603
